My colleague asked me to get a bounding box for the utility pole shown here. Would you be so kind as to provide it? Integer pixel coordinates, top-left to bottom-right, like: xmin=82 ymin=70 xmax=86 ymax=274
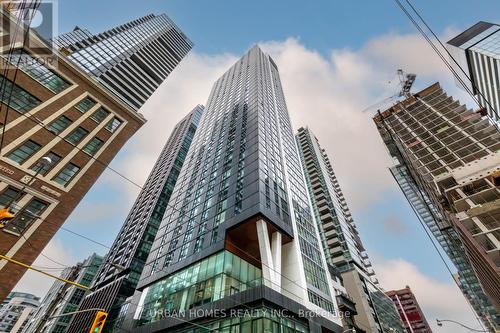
xmin=33 ymin=263 xmax=83 ymax=333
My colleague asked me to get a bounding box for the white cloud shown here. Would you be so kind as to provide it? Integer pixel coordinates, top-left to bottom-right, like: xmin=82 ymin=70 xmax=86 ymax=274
xmin=259 ymin=35 xmax=474 ymax=212
xmin=373 ymin=256 xmax=485 ymax=333
xmin=14 ymin=239 xmax=76 ymax=299
xmin=91 ymin=29 xmax=475 ymax=215
xmin=54 ymin=29 xmax=482 ymax=330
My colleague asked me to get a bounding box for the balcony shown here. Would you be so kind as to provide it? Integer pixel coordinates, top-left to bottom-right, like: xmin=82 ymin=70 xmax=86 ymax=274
xmin=336 ymin=292 xmax=357 ymax=315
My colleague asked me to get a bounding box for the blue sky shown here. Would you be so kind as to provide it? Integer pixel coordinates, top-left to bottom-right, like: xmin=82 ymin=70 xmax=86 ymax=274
xmin=17 ymin=1 xmax=500 ymax=331
xmin=56 ymin=0 xmax=500 ymax=57
xmin=52 ymin=0 xmax=498 ymax=274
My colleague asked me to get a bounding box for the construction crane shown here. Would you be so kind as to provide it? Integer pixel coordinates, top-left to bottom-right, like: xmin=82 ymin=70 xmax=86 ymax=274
xmin=361 ymin=69 xmax=417 ymax=114
xmin=398 ymin=69 xmax=417 ymax=97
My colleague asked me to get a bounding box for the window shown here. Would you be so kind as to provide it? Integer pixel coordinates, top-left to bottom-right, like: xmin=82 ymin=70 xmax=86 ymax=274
xmin=4 ymin=199 xmax=47 ymax=234
xmin=106 ymin=117 xmax=123 ymax=133
xmin=7 ymin=140 xmax=41 ymax=164
xmin=83 ymin=137 xmax=104 ymax=156
xmin=194 ymin=236 xmax=204 ymax=253
xmin=65 ymin=127 xmax=89 ymax=145
xmin=8 ymin=50 xmax=70 ymax=93
xmin=75 ymin=97 xmax=96 ymax=113
xmin=48 ymin=116 xmax=72 ymax=134
xmin=52 ymin=163 xmax=80 ymax=186
xmin=30 ymin=152 xmax=61 ymax=175
xmin=178 ymin=243 xmax=189 ymax=261
xmin=90 ymin=107 xmax=110 ymax=123
xmin=68 ymin=289 xmax=86 ymax=304
xmin=0 ymin=75 xmax=40 ymax=113
xmin=0 ymin=188 xmax=22 ymax=210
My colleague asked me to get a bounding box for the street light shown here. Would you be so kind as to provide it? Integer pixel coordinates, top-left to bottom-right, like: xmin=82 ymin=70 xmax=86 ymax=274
xmin=342 ymin=329 xmax=356 ymax=333
xmin=436 ymin=319 xmax=488 ymax=332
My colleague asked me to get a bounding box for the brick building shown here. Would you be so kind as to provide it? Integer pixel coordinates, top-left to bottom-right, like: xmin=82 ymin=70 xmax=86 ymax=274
xmin=0 ymin=8 xmax=146 ymax=301
xmin=386 ymin=286 xmax=432 ymax=333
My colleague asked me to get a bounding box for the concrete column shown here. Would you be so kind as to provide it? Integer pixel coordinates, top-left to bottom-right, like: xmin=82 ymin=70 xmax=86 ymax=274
xmin=256 ymin=220 xmax=274 ymax=288
xmin=271 ymin=231 xmax=282 ymax=290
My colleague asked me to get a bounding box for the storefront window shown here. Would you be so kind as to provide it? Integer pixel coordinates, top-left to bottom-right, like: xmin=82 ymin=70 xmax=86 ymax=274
xmin=139 ymin=251 xmax=262 ymax=324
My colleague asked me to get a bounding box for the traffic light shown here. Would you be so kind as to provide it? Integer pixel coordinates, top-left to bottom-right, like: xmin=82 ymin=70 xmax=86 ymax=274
xmin=0 ymin=208 xmax=15 ymax=228
xmin=89 ymin=311 xmax=108 ymax=333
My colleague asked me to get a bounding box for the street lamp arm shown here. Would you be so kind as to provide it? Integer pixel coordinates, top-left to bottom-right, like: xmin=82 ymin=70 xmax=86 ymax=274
xmin=436 ymin=319 xmax=488 ymax=332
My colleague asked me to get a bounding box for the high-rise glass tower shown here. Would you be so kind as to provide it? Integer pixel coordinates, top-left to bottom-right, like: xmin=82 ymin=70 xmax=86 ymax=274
xmin=123 ymin=46 xmax=344 ymax=333
xmin=447 ymin=21 xmax=500 ymax=126
xmin=67 ymin=106 xmax=203 ymax=333
xmin=296 ymin=127 xmax=405 ymax=333
xmin=374 ymin=82 xmax=500 ymax=331
xmin=53 ymin=14 xmax=193 ymax=111
xmin=0 ymin=8 xmax=145 ymax=303
xmin=23 ymin=253 xmax=103 ymax=333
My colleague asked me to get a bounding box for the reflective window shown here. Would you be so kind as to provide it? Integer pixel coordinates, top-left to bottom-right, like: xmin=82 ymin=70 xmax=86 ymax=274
xmin=52 ymin=163 xmax=80 ymax=186
xmin=4 ymin=199 xmax=48 ymax=235
xmin=140 ymin=251 xmax=262 ymax=325
xmin=7 ymin=140 xmax=41 ymax=164
xmin=106 ymin=117 xmax=123 ymax=133
xmin=83 ymin=137 xmax=104 ymax=156
xmin=0 ymin=187 xmax=22 ymax=210
xmin=0 ymin=75 xmax=40 ymax=113
xmin=75 ymin=97 xmax=97 ymax=113
xmin=30 ymin=152 xmax=61 ymax=175
xmin=65 ymin=126 xmax=89 ymax=145
xmin=48 ymin=115 xmax=72 ymax=134
xmin=90 ymin=107 xmax=110 ymax=123
xmin=8 ymin=49 xmax=71 ymax=93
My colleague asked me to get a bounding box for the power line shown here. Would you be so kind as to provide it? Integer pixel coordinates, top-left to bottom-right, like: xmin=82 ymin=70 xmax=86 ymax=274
xmin=0 ymin=7 xmax=419 ymax=331
xmin=0 ymin=1 xmax=41 ymax=155
xmin=392 ymin=0 xmax=480 ymax=107
xmin=402 ymin=0 xmax=499 ymax=120
xmin=377 ymin=107 xmax=490 ymax=331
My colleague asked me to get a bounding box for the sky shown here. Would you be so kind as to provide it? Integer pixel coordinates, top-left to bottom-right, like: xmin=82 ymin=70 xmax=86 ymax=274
xmin=14 ymin=1 xmax=500 ymax=332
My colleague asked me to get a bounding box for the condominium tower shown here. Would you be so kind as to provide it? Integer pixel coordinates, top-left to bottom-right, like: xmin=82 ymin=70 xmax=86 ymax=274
xmin=0 ymin=8 xmax=145 ymax=301
xmin=373 ymin=82 xmax=500 ymax=330
xmin=447 ymin=21 xmax=500 ymax=126
xmin=67 ymin=106 xmax=203 ymax=333
xmin=0 ymin=292 xmax=40 ymax=333
xmin=386 ymin=286 xmax=432 ymax=333
xmin=296 ymin=127 xmax=406 ymax=333
xmin=121 ymin=46 xmax=345 ymax=333
xmin=53 ymin=14 xmax=193 ymax=111
xmin=22 ymin=254 xmax=103 ymax=333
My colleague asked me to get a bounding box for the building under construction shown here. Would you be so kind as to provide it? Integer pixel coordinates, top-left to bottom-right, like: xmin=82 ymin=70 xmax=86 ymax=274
xmin=373 ymin=82 xmax=500 ymax=331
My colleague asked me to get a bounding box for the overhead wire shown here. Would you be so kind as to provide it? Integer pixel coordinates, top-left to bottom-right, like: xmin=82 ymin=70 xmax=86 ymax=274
xmin=0 ymin=0 xmax=35 ymax=155
xmin=1 ymin=3 xmax=479 ymax=331
xmin=393 ymin=0 xmax=500 ymax=126
xmin=378 ymin=102 xmax=490 ymax=331
xmin=388 ymin=7 xmax=499 ymax=329
xmin=402 ymin=0 xmax=499 ymax=120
